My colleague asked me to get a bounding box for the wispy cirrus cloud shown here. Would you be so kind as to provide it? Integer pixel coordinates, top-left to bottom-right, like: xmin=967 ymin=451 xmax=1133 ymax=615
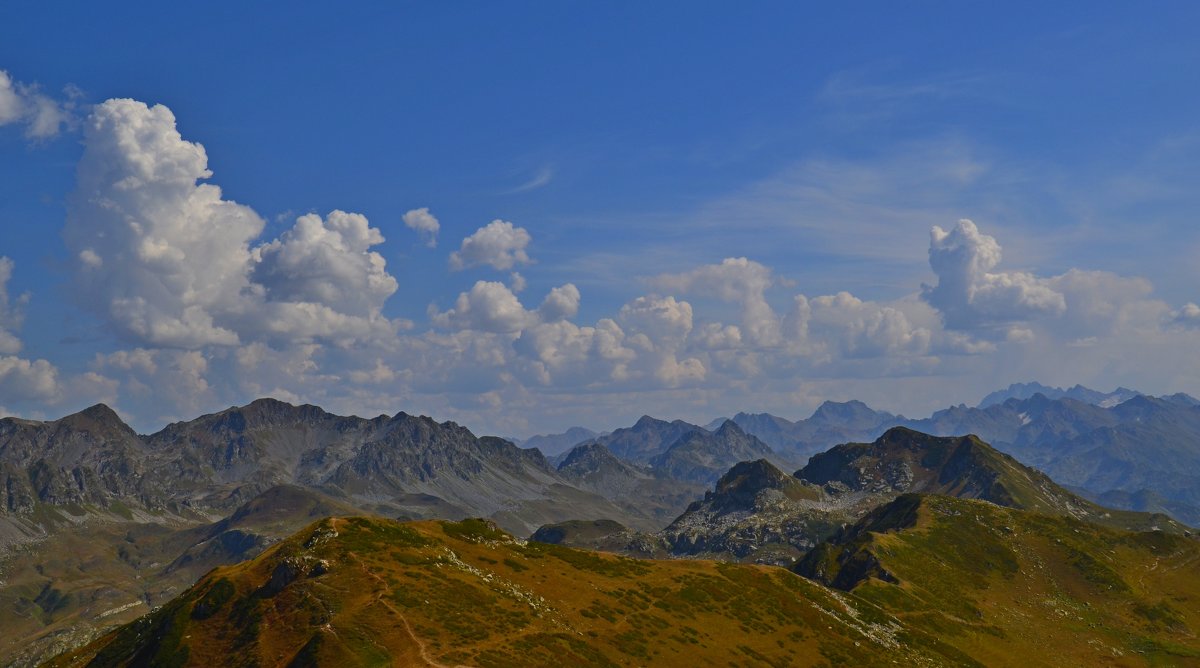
xmin=503 ymin=166 xmax=555 ymax=194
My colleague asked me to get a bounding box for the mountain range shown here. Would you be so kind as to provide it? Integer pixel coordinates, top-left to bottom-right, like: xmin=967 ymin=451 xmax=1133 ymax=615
xmin=0 ymin=399 xmax=684 ymax=664
xmin=699 ymin=389 xmax=1200 ymax=526
xmin=5 ymin=386 xmax=1200 ymax=666
xmin=536 ymin=427 xmax=1185 ymax=565
xmin=527 ymin=385 xmax=1200 ymax=527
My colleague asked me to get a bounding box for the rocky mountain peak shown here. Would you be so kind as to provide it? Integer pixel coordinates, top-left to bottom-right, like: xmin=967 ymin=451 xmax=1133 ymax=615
xmin=712 ymin=459 xmax=790 ymax=498
xmin=632 ymin=414 xmax=665 ymax=429
xmin=558 ymin=442 xmax=625 ymax=473
xmin=60 ymin=403 xmax=136 ymax=435
xmin=812 ymin=399 xmax=870 ymax=421
xmin=713 ymin=419 xmax=745 ymax=438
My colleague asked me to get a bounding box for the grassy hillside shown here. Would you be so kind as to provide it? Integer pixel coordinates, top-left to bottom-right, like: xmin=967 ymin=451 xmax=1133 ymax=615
xmin=50 ymin=516 xmax=978 ymax=667
xmin=0 ymin=487 xmax=366 ymax=667
xmin=797 ymin=494 xmax=1200 ymax=666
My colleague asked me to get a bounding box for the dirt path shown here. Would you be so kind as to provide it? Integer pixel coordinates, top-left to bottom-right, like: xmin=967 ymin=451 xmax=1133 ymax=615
xmin=331 ymin=519 xmax=467 ymax=668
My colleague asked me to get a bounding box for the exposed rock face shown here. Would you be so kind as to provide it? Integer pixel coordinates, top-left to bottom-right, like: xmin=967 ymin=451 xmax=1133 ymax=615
xmin=0 ymin=404 xmax=157 ymax=514
xmin=0 ymin=398 xmax=642 ymax=542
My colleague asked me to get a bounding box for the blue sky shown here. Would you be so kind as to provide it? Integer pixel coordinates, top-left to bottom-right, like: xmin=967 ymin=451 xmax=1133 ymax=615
xmin=2 ymin=2 xmax=1200 ymax=435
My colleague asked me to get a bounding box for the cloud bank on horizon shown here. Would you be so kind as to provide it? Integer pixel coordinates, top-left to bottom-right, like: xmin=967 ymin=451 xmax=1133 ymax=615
xmin=2 ymin=64 xmax=1200 ymax=436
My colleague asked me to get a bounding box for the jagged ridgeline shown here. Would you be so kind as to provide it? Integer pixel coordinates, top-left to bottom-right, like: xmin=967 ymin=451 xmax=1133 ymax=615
xmin=0 ymin=400 xmax=683 ymax=666
xmin=0 ymin=398 xmax=659 ymax=545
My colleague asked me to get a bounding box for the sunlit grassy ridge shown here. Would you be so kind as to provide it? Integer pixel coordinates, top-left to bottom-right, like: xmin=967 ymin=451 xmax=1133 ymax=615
xmin=49 ymin=516 xmax=977 ymax=667
xmin=796 ymin=494 xmax=1200 ymax=666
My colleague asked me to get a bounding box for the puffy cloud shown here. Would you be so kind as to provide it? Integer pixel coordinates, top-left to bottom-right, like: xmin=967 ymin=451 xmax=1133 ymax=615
xmin=922 ymin=219 xmax=1065 ymax=330
xmin=618 ymin=295 xmax=694 ymax=348
xmin=231 ymin=342 xmax=341 ymax=401
xmin=538 ymin=283 xmax=580 ymax=322
xmin=432 ymin=281 xmax=583 ymax=333
xmin=64 ymin=99 xmax=400 ymax=349
xmin=65 ymin=99 xmax=263 ymax=347
xmin=0 ymin=257 xmax=28 ymax=354
xmin=513 ymin=319 xmax=636 ymax=386
xmin=653 ymin=354 xmax=706 ymax=386
xmin=806 ymin=292 xmax=932 ymax=359
xmin=91 ymin=348 xmax=217 ymax=423
xmin=1173 ymin=302 xmax=1200 ymax=328
xmin=617 ymin=295 xmax=706 ymax=386
xmin=0 ymin=69 xmax=67 ymax=139
xmin=693 ymin=322 xmax=742 ymax=350
xmin=402 ymin=207 xmax=440 ymax=247
xmin=0 ymin=356 xmax=59 ymax=403
xmin=348 ymin=359 xmax=399 ymax=385
xmin=449 ymin=220 xmax=532 ymax=271
xmin=251 ymin=210 xmax=397 ymax=318
xmin=431 ymin=281 xmax=538 ymax=333
xmin=654 ymin=258 xmax=782 ymax=346
xmin=1044 ymin=269 xmax=1167 ymax=337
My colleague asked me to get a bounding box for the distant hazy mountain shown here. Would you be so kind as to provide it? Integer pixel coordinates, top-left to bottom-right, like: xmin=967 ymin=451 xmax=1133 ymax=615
xmin=519 ymin=426 xmax=599 ymax=457
xmin=555 ymin=442 xmax=706 ymax=526
xmin=711 ymin=400 xmax=900 ymax=456
xmin=901 ymin=393 xmax=1200 ymax=525
xmin=977 ymin=381 xmax=1141 ymax=408
xmin=572 ymin=415 xmax=780 ymax=485
xmin=591 ymin=415 xmax=708 ymax=463
xmin=706 ymin=386 xmax=1200 ymax=527
xmin=550 ymin=417 xmax=780 ymax=523
xmin=647 ymin=420 xmax=775 ymax=484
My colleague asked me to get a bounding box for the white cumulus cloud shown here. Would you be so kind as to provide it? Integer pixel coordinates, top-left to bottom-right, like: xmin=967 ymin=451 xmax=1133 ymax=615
xmin=449 ymin=220 xmax=532 ymax=271
xmin=65 ymin=98 xmax=263 ymax=348
xmin=0 ymin=356 xmax=59 ymax=403
xmin=538 ymin=283 xmax=580 ymax=322
xmin=252 ymin=210 xmax=397 ymax=318
xmin=431 ymin=281 xmax=539 ymax=333
xmin=0 ymin=257 xmax=29 ymax=354
xmin=922 ymin=219 xmax=1066 ymax=331
xmin=654 ymin=257 xmax=782 ymax=346
xmin=64 ymin=99 xmax=401 ymax=349
xmin=1173 ymin=302 xmax=1200 ymax=328
xmin=402 ymin=207 xmax=440 ymax=247
xmin=617 ymin=295 xmax=706 ymax=386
